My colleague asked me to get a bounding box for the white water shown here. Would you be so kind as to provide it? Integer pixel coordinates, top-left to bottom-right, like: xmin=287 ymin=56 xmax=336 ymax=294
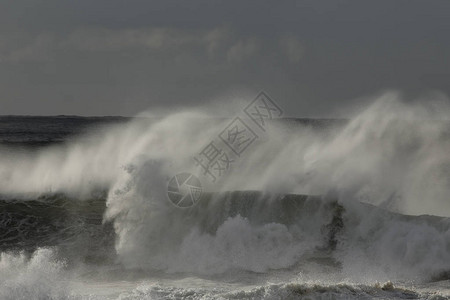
xmin=1 ymin=92 xmax=450 ymax=215
xmin=1 ymin=247 xmax=449 ymax=299
xmin=1 ymin=91 xmax=450 ymax=299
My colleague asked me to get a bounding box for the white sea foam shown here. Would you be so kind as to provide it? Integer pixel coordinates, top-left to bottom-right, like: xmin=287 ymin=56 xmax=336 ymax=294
xmin=0 ymin=248 xmax=69 ymax=300
xmin=0 ymin=92 xmax=450 ymax=289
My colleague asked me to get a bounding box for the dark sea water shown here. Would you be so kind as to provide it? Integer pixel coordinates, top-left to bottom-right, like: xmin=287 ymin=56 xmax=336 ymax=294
xmin=0 ymin=115 xmax=449 ymax=299
xmin=0 ymin=116 xmax=128 ymax=146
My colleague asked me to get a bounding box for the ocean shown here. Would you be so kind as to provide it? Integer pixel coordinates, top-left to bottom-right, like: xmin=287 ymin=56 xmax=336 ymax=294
xmin=0 ymin=102 xmax=449 ymax=299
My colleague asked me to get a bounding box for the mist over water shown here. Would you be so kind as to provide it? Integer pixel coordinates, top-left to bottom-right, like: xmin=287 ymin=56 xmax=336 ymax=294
xmin=1 ymin=92 xmax=450 ymax=214
xmin=0 ymin=92 xmax=450 ymax=299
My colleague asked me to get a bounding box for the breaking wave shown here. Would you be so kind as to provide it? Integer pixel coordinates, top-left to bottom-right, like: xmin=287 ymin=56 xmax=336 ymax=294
xmin=1 ymin=91 xmax=450 ymax=298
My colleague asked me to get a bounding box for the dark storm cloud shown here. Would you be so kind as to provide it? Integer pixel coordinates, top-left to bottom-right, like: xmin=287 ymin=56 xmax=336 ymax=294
xmin=0 ymin=0 xmax=449 ymax=116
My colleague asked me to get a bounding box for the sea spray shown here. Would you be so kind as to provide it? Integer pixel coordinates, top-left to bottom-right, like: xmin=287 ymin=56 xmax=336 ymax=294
xmin=0 ymin=92 xmax=449 ymax=282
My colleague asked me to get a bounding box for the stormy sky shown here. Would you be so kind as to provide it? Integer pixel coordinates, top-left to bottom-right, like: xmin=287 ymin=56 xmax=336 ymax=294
xmin=0 ymin=0 xmax=449 ymax=116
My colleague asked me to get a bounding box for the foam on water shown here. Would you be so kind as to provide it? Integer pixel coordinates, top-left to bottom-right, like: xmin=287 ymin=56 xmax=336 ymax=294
xmin=1 ymin=92 xmax=450 ymax=298
xmin=0 ymin=248 xmax=69 ymax=300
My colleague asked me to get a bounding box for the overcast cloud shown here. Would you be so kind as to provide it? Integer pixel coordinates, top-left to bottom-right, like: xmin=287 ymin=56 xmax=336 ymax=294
xmin=0 ymin=0 xmax=449 ymax=116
